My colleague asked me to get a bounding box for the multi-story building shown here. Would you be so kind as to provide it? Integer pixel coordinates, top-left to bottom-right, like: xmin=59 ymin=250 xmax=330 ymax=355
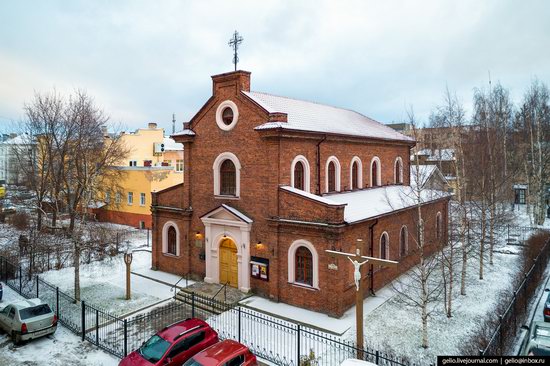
xmin=0 ymin=133 xmax=34 ymax=185
xmin=91 ymin=123 xmax=183 ymax=228
xmin=151 ymin=70 xmax=450 ymax=316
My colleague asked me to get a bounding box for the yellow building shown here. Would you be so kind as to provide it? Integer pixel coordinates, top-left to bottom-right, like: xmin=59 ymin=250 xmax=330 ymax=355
xmin=93 ymin=123 xmax=183 ymax=228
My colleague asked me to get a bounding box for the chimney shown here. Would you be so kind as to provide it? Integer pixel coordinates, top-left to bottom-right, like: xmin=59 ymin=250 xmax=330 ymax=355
xmin=148 ymin=122 xmax=158 ymax=129
xmin=211 ymin=70 xmax=251 ymax=96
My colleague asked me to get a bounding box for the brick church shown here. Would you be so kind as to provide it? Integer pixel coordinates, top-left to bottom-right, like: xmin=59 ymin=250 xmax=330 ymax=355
xmin=151 ymin=70 xmax=450 ymax=317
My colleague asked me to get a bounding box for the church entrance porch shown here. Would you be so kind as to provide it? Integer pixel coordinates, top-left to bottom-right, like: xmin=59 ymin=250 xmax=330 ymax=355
xmin=219 ymin=238 xmax=238 ymax=287
xmin=200 ymin=204 xmax=252 ymax=293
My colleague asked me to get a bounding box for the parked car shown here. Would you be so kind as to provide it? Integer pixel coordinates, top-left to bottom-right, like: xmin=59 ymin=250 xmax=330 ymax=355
xmin=119 ymin=318 xmax=218 ymax=366
xmin=544 ymin=290 xmax=550 ymax=322
xmin=183 ymin=340 xmax=257 ymax=366
xmin=520 ymin=321 xmax=550 ymax=356
xmin=0 ymin=298 xmax=57 ymax=345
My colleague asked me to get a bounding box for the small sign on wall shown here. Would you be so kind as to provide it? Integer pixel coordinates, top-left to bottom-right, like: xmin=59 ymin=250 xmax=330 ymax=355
xmin=195 ymin=239 xmax=203 ymax=248
xmin=250 ymin=256 xmax=269 ymax=281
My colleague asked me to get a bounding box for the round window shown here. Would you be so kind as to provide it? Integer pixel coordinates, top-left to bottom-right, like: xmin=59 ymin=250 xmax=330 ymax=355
xmin=215 ymin=100 xmax=239 ymax=131
xmin=222 ymin=107 xmax=234 ymax=125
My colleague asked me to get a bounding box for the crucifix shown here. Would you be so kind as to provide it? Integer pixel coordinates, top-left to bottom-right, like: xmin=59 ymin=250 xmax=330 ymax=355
xmin=228 ymin=30 xmax=243 ymax=71
xmin=326 ymin=239 xmax=398 ymax=359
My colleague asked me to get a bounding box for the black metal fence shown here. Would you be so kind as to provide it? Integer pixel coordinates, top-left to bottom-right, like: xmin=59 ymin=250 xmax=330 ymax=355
xmin=479 ymin=236 xmax=550 ymax=356
xmin=0 ymin=253 xmax=412 ymax=365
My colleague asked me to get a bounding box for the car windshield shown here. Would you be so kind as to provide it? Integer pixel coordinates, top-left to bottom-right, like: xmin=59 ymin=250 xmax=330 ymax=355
xmin=183 ymin=358 xmax=204 ymax=366
xmin=138 ymin=335 xmax=171 ymax=363
xmin=529 ymin=346 xmax=550 ymax=356
xmin=19 ymin=304 xmax=52 ymax=320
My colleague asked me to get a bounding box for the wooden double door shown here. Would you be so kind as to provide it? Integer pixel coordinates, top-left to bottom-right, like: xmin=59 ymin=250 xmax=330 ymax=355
xmin=219 ymin=238 xmax=238 ymax=288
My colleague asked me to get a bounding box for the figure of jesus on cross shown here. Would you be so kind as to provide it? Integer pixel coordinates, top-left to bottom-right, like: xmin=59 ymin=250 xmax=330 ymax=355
xmin=326 ymin=239 xmax=398 ymax=359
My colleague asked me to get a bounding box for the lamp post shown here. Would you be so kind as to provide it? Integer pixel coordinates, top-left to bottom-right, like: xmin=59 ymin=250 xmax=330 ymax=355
xmin=124 ymin=252 xmax=133 ymax=300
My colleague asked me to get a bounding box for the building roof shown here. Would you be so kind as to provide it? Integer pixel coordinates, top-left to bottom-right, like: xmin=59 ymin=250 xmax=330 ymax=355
xmin=171 ymin=129 xmax=196 ymax=137
xmin=416 ymin=148 xmax=455 ymax=161
xmin=162 ymin=137 xmax=184 ymax=151
xmin=281 ymin=185 xmax=450 ymax=224
xmin=410 ymin=165 xmax=447 ymax=189
xmin=244 ymin=91 xmax=414 ymax=142
xmin=1 ymin=133 xmax=32 ymax=145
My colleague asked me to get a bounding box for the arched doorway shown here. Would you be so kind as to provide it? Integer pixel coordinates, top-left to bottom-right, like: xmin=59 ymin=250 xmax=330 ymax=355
xmin=219 ymin=237 xmax=238 ymax=288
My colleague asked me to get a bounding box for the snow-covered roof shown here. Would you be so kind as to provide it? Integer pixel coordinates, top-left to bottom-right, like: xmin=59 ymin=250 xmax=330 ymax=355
xmin=280 ymin=186 xmax=345 ymax=206
xmin=162 ymin=137 xmax=183 ymax=151
xmin=1 ymin=133 xmax=32 ymax=145
xmin=244 ymin=91 xmax=413 ymax=142
xmin=87 ymin=200 xmax=107 ymax=209
xmin=416 ymin=148 xmax=455 ymax=161
xmin=513 ymin=184 xmax=528 ymax=190
xmin=171 ymin=129 xmax=196 ymax=137
xmin=410 ymin=165 xmax=447 ymax=189
xmin=282 ymin=185 xmax=450 ymax=223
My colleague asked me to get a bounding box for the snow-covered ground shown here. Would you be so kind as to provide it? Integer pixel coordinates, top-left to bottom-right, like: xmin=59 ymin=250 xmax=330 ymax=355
xmin=0 ymin=284 xmax=118 ymax=366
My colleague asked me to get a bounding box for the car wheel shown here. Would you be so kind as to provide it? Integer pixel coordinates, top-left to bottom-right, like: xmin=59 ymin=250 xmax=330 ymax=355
xmin=11 ymin=331 xmax=20 ymax=346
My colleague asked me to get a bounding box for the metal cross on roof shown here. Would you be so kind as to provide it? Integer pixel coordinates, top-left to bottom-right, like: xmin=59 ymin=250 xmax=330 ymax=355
xmin=228 ymin=30 xmax=243 ymax=71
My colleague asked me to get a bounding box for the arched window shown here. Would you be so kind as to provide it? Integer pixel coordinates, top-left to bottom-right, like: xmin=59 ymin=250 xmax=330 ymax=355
xmin=370 ymin=157 xmax=381 ymax=187
xmin=291 ymin=155 xmax=311 ymax=193
xmin=167 ymin=226 xmax=177 ymax=255
xmin=380 ymin=232 xmax=389 ymax=260
xmin=220 ymin=159 xmax=236 ymax=196
xmin=394 ymin=157 xmax=403 ymax=184
xmin=325 ymin=156 xmax=341 ymax=193
xmin=436 ymin=212 xmax=442 ymax=240
xmin=162 ymin=221 xmax=180 ymax=256
xmin=328 ymin=162 xmax=336 ymax=192
xmin=295 ymin=246 xmax=313 ymax=286
xmin=288 ymin=239 xmax=319 ymax=288
xmin=294 ymin=161 xmax=305 ymax=191
xmin=350 ymin=156 xmax=362 ymax=190
xmin=213 ymin=152 xmax=241 ymax=197
xmin=400 ymin=226 xmax=408 ymax=258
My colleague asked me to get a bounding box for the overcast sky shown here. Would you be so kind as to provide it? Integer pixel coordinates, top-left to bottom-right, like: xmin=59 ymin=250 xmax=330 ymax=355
xmin=1 ymin=0 xmax=549 ymax=133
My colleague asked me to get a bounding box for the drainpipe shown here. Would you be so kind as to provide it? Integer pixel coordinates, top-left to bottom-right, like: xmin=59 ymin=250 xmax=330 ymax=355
xmin=316 ymin=135 xmax=327 ymax=195
xmin=368 ymin=219 xmax=379 ymax=296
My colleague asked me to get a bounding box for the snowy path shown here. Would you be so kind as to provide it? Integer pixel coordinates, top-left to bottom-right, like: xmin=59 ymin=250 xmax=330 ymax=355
xmin=0 ymin=284 xmax=118 ymax=366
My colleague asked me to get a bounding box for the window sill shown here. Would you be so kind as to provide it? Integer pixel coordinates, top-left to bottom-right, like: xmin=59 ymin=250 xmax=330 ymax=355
xmin=214 ymin=195 xmax=240 ymax=200
xmin=288 ymin=282 xmax=319 ymax=291
xmin=162 ymin=253 xmax=180 ymax=258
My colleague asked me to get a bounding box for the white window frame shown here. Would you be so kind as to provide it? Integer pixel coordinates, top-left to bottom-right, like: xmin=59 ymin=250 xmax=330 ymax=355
xmin=399 ymin=225 xmax=408 ymax=258
xmin=325 ymin=156 xmax=341 ymax=193
xmin=290 ymin=155 xmax=311 ymax=193
xmin=380 ymin=231 xmax=390 ymax=260
xmin=176 ymin=159 xmax=184 ymax=172
xmin=115 ymin=192 xmax=121 ymax=204
xmin=212 ymin=152 xmax=241 ymax=198
xmin=105 ymin=191 xmax=111 ymax=204
xmin=129 ymin=160 xmax=137 ymax=167
xmin=370 ymin=156 xmax=382 ymax=187
xmin=215 ymin=100 xmax=239 ymax=131
xmin=394 ymin=157 xmax=403 ymax=184
xmin=287 ymin=239 xmax=319 ymax=289
xmin=140 ymin=193 xmax=146 ymax=206
xmin=162 ymin=221 xmax=180 ymax=256
xmin=436 ymin=211 xmax=442 ymax=239
xmin=127 ymin=192 xmax=133 ymax=205
xmin=349 ymin=156 xmax=363 ymax=190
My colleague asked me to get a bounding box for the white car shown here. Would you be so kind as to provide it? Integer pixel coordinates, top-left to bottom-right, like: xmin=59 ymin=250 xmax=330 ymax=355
xmin=0 ymin=298 xmax=57 ymax=344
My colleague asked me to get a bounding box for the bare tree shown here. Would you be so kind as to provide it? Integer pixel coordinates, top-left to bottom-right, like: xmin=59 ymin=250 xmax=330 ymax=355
xmin=513 ymin=79 xmax=550 ymax=226
xmin=429 ymin=87 xmax=470 ymax=295
xmin=391 ymin=108 xmax=444 ymax=348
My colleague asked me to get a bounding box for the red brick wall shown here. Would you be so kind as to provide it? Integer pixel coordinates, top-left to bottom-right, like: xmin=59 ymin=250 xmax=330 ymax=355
xmin=152 ymin=70 xmax=447 ymax=317
xmin=93 ymin=208 xmax=151 ymax=229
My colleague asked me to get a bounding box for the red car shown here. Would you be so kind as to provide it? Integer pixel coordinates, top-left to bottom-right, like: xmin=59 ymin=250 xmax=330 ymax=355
xmin=119 ymin=318 xmax=219 ymax=366
xmin=183 ymin=340 xmax=257 ymax=366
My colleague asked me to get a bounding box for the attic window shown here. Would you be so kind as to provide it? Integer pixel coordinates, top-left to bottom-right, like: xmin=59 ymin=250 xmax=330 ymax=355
xmin=216 ymin=100 xmax=239 ymax=131
xmin=222 ymin=107 xmax=234 ymax=125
